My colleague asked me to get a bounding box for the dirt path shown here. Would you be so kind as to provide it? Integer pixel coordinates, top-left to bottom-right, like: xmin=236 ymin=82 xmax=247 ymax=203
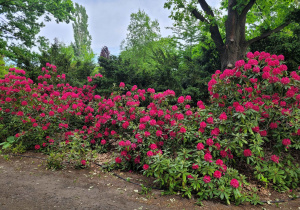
xmin=0 ymin=153 xmax=299 ymax=210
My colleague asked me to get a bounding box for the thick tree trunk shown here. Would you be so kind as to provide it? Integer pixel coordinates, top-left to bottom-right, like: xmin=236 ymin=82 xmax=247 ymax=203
xmin=219 ymin=39 xmax=249 ymax=70
xmin=218 ymin=0 xmax=248 ymax=70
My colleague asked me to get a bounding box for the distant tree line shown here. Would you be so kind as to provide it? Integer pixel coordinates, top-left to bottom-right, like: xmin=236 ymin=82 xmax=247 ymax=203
xmin=0 ymin=1 xmax=299 ymax=104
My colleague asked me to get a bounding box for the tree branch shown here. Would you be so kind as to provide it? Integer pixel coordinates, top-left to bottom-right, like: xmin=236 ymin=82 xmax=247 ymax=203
xmin=240 ymin=0 xmax=256 ymax=19
xmin=246 ymin=21 xmax=291 ymax=45
xmin=197 ymin=0 xmax=215 ymax=17
xmin=194 ymin=0 xmax=224 ymax=51
xmin=191 ymin=9 xmax=209 ymax=23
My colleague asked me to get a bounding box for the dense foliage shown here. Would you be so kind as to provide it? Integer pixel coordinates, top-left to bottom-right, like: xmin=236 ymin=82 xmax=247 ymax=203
xmin=0 ymin=0 xmax=75 ymax=59
xmin=1 ymin=52 xmax=299 ymax=204
xmin=164 ymin=0 xmax=299 ymax=69
xmin=251 ymin=24 xmax=300 ymax=71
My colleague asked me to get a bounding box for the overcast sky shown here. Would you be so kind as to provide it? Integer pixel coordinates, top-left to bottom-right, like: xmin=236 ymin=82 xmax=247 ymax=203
xmin=38 ymin=0 xmax=220 ymax=56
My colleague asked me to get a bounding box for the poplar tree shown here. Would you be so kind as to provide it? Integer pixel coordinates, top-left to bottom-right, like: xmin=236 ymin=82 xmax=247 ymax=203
xmin=72 ymin=3 xmax=92 ymax=59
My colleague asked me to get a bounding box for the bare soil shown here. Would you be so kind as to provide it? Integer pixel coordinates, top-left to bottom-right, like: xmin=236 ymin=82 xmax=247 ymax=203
xmin=0 ymin=152 xmax=299 ymax=210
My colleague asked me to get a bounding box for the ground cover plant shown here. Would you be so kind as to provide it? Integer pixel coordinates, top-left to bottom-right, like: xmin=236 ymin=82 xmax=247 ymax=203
xmin=0 ymin=52 xmax=299 ymax=205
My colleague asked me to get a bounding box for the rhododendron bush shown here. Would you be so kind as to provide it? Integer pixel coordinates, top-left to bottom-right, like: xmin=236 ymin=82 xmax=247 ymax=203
xmin=0 ymin=53 xmax=299 ymax=205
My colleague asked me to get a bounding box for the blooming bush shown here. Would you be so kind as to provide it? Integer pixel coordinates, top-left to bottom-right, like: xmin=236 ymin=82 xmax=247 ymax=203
xmin=208 ymin=51 xmax=300 ymax=191
xmin=0 ymin=52 xmax=299 ymax=204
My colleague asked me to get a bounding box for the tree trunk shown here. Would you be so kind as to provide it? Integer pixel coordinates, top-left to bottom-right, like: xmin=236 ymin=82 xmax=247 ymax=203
xmin=219 ymin=37 xmax=249 ymax=70
xmin=218 ymin=0 xmax=247 ymax=70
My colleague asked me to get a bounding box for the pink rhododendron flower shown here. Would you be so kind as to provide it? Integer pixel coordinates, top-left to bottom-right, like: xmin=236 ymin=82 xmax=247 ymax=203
xmin=207 ymin=117 xmax=214 ymax=124
xmin=215 ymin=143 xmax=221 ymax=150
xmin=219 ymin=112 xmax=227 ymax=120
xmin=122 ymin=121 xmax=129 ymax=129
xmin=150 ymin=119 xmax=156 ymax=126
xmin=81 ymin=160 xmax=87 ymax=166
xmin=206 ymin=138 xmax=214 ymax=146
xmin=119 ymin=141 xmax=125 ymax=147
xmin=144 ymin=131 xmax=151 ymax=137
xmin=5 ymin=97 xmax=12 ymax=102
xmin=120 ymin=151 xmax=127 ymax=156
xmin=187 ymin=175 xmax=194 ymax=179
xmin=235 ymin=105 xmax=245 ymax=113
xmin=192 ymin=164 xmax=199 ymax=170
xmin=204 ymin=153 xmax=212 ymax=162
xmin=177 ymin=96 xmax=185 ymax=103
xmin=211 ymin=127 xmax=220 ymax=136
xmin=134 ymin=157 xmax=140 ymax=164
xmin=281 ymin=77 xmax=290 ymax=85
xmin=21 ymin=101 xmax=28 ymax=106
xmin=200 ymin=121 xmax=207 ymax=128
xmin=270 ymin=122 xmax=278 ymax=129
xmin=243 ymin=149 xmax=252 ymax=157
xmin=147 ymin=151 xmax=154 ymax=157
xmin=259 ymin=130 xmax=267 ymax=136
xmin=156 ymin=130 xmax=162 ymax=137
xmin=282 ymin=139 xmax=291 ymax=147
xmin=115 ymin=157 xmax=122 ymax=163
xmin=252 ymin=126 xmax=260 ymax=133
xmin=179 ymin=127 xmax=186 ymax=133
xmin=119 ymin=82 xmax=125 ymax=88
xmin=220 ymin=150 xmax=227 ymax=157
xmin=172 ymin=105 xmax=178 ymax=111
xmin=143 ymin=164 xmax=149 ymax=170
xmin=203 ymin=175 xmax=211 ymax=183
xmin=197 ymin=143 xmax=204 ymax=150
xmin=139 ymin=124 xmax=146 ymax=130
xmin=230 ymin=179 xmax=239 ymax=188
xmin=271 ymin=155 xmax=279 ymax=163
xmin=216 ymin=159 xmax=223 ymax=166
xmin=185 ymin=95 xmax=191 ymax=100
xmin=213 ymin=170 xmax=222 ymax=179
xmin=150 ymin=144 xmax=157 ymax=150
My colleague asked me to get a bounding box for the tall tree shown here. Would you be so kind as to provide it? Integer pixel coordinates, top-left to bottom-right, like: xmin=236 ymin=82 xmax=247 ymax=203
xmin=0 ymin=0 xmax=74 ymax=58
xmin=121 ymin=9 xmax=161 ymax=50
xmin=72 ymin=3 xmax=92 ymax=58
xmin=120 ymin=9 xmax=161 ymax=69
xmin=164 ymin=0 xmax=300 ymax=70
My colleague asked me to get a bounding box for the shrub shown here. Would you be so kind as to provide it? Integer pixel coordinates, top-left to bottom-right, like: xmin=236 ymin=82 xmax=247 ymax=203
xmin=207 ymin=51 xmax=300 ymax=191
xmin=0 ymin=52 xmax=299 ymax=204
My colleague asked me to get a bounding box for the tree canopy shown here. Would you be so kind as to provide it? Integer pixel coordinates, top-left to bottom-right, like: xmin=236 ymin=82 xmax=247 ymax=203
xmin=121 ymin=9 xmax=161 ymax=51
xmin=250 ymin=23 xmax=300 ymax=71
xmin=120 ymin=9 xmax=162 ymax=70
xmin=0 ymin=0 xmax=75 ymax=58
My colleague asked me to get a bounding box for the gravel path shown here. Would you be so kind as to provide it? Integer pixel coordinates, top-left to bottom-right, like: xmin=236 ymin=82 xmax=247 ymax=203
xmin=0 ymin=153 xmax=299 ymax=210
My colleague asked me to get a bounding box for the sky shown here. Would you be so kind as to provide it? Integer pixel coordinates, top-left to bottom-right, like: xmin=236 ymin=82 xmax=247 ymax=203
xmin=38 ymin=0 xmax=220 ymax=56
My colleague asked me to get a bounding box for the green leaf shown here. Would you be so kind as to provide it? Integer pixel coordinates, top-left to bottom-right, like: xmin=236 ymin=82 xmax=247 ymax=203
xmin=7 ymin=136 xmax=15 ymax=142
